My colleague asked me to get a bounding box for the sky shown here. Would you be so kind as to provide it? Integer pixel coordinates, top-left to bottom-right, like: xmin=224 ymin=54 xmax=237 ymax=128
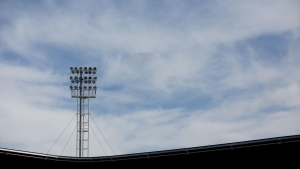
xmin=0 ymin=0 xmax=300 ymax=157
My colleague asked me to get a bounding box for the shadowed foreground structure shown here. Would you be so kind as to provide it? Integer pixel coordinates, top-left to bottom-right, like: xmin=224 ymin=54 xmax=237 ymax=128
xmin=1 ymin=135 xmax=299 ymax=167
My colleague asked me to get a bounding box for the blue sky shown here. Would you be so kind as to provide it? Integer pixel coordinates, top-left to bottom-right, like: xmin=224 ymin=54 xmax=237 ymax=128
xmin=0 ymin=0 xmax=300 ymax=157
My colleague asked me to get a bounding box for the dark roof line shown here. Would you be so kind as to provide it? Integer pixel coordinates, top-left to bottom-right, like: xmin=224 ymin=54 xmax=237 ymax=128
xmin=1 ymin=134 xmax=300 ymax=163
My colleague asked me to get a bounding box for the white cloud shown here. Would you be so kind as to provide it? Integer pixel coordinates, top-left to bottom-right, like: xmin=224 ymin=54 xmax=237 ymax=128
xmin=0 ymin=0 xmax=299 ymax=156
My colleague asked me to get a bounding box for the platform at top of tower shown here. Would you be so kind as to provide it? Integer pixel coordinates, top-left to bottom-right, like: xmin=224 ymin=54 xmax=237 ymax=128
xmin=71 ymin=90 xmax=96 ymax=98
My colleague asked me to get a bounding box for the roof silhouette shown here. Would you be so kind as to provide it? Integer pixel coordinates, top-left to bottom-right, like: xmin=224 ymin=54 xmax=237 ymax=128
xmin=1 ymin=134 xmax=299 ymax=167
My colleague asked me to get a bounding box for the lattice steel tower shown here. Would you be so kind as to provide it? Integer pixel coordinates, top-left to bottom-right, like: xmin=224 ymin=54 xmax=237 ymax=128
xmin=69 ymin=67 xmax=97 ymax=157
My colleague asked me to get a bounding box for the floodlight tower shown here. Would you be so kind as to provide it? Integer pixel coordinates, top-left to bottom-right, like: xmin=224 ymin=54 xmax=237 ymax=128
xmin=70 ymin=67 xmax=97 ymax=157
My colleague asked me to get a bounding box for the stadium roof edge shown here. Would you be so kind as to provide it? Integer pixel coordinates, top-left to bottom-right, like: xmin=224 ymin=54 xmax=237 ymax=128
xmin=1 ymin=134 xmax=300 ymax=163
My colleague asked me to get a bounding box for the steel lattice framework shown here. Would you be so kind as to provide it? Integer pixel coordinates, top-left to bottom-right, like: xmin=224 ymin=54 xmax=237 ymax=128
xmin=70 ymin=67 xmax=97 ymax=157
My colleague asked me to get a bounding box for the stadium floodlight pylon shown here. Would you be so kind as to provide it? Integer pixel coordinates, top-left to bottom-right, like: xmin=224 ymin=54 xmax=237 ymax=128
xmin=70 ymin=67 xmax=97 ymax=157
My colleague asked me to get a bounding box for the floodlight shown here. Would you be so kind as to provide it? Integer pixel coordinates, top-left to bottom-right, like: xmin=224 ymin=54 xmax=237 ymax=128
xmin=74 ymin=67 xmax=79 ymax=74
xmin=88 ymin=77 xmax=92 ymax=84
xmin=69 ymin=66 xmax=97 ymax=157
xmin=91 ymin=77 xmax=96 ymax=84
xmin=71 ymin=67 xmax=75 ymax=74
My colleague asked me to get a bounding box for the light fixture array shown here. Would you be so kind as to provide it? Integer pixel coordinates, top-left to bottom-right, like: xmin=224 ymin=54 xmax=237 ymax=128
xmin=69 ymin=67 xmax=97 ymax=90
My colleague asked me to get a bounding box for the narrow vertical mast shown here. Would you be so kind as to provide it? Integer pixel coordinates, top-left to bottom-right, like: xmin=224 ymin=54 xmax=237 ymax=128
xmin=70 ymin=67 xmax=97 ymax=157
